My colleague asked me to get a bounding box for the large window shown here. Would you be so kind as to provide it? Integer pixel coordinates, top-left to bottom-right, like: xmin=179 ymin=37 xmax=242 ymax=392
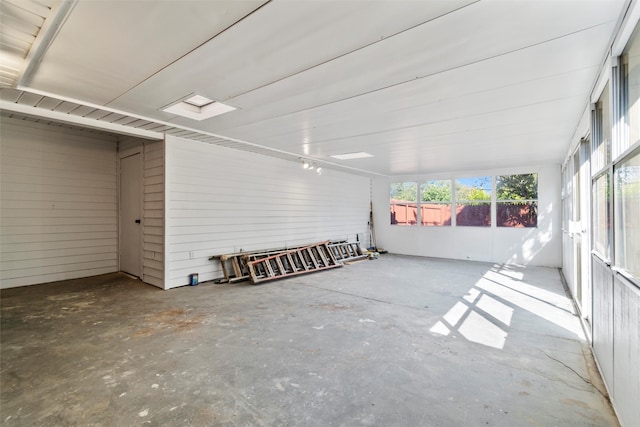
xmin=390 ymin=182 xmax=417 ymax=225
xmin=621 ymin=25 xmax=640 ymax=157
xmin=420 ymin=180 xmax=452 ymax=226
xmin=589 ymin=25 xmax=640 ymax=283
xmin=496 ymin=173 xmax=538 ymax=227
xmin=614 ymin=149 xmax=640 ymax=280
xmin=455 ymin=176 xmax=491 ymax=226
xmin=593 ymin=82 xmax=611 ymax=173
xmin=389 ymin=174 xmax=538 ymax=228
xmin=614 ymin=25 xmax=640 ymax=282
xmin=592 ymin=84 xmax=613 ymax=261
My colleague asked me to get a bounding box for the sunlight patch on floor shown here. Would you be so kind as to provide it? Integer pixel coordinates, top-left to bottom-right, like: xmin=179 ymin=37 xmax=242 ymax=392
xmin=431 ymin=299 xmax=509 ymax=350
xmin=430 ymin=265 xmax=583 ymax=350
xmin=458 ymin=311 xmax=508 ymax=349
xmin=476 ymin=294 xmax=513 ymax=326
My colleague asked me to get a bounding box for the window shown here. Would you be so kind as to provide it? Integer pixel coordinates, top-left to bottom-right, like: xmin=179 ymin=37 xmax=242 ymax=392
xmin=592 ymin=172 xmax=611 ymax=259
xmin=614 ymin=149 xmax=640 ymax=280
xmin=593 ymin=82 xmax=611 ymax=173
xmin=390 ymin=182 xmax=417 ymax=225
xmin=592 ymin=84 xmax=612 ymax=261
xmin=562 ymin=164 xmax=571 ymax=232
xmin=496 ymin=173 xmax=538 ymax=227
xmin=613 ymin=24 xmax=640 ymax=282
xmin=420 ymin=180 xmax=452 ymax=226
xmin=620 ymin=25 xmax=640 ymax=157
xmin=455 ymin=176 xmax=491 ymax=226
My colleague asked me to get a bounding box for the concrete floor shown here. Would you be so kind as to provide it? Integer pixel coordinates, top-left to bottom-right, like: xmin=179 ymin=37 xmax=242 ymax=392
xmin=1 ymin=254 xmax=618 ymax=426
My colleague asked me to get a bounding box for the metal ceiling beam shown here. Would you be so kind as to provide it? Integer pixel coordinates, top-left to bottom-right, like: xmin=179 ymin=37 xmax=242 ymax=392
xmin=18 ymin=0 xmax=78 ymax=88
xmin=0 ymin=99 xmax=163 ymax=140
xmin=8 ymin=87 xmax=387 ymax=177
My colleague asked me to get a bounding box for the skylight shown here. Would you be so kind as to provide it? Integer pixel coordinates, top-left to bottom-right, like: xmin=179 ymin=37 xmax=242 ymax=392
xmin=330 ymin=152 xmax=374 ymax=160
xmin=183 ymin=95 xmax=215 ymax=107
xmin=163 ymin=95 xmax=236 ymax=121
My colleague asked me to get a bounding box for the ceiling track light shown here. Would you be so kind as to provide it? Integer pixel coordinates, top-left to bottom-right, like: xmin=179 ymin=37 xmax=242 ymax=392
xmin=300 ymin=159 xmax=324 ymax=175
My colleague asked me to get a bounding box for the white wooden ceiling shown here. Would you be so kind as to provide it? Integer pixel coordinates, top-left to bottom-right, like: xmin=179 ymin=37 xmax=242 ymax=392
xmin=0 ymin=0 xmax=631 ymax=176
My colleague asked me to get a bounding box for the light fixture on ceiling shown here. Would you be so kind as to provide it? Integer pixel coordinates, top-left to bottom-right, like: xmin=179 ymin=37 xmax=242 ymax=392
xmin=330 ymin=152 xmax=374 ymax=160
xmin=301 ymin=159 xmax=323 ymax=175
xmin=162 ymin=94 xmax=236 ymax=121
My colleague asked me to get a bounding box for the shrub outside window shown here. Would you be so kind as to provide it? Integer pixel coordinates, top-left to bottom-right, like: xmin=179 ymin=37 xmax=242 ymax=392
xmin=496 ymin=173 xmax=538 ymax=227
xmin=390 ymin=182 xmax=417 ymax=225
xmin=614 ymin=149 xmax=640 ymax=280
xmin=421 ymin=180 xmax=452 ymax=226
xmin=455 ymin=177 xmax=491 ymax=226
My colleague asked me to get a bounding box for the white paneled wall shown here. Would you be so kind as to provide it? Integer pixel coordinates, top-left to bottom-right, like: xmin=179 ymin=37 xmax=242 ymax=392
xmin=592 ymin=257 xmax=615 ymax=387
xmin=118 ymin=136 xmax=165 ymax=289
xmin=0 ymin=117 xmax=118 ymax=288
xmin=592 ymin=257 xmax=640 ymax=427
xmin=143 ymin=140 xmax=165 ymax=288
xmin=165 ymin=136 xmax=370 ymax=289
xmin=372 ymin=164 xmax=562 ymax=267
xmin=612 ymin=274 xmax=640 ymax=427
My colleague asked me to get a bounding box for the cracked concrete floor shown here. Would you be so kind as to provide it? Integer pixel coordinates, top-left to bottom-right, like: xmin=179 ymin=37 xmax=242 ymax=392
xmin=1 ymin=254 xmax=619 ymax=426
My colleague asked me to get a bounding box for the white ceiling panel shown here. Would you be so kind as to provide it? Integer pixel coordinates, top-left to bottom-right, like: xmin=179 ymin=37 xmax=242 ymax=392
xmin=26 ymin=0 xmax=268 ymax=104
xmin=304 ymin=97 xmax=582 ymax=175
xmin=3 ymin=0 xmax=632 ymax=176
xmin=214 ymin=24 xmax=608 ymax=142
xmin=110 ymin=0 xmax=476 ymax=117
xmin=263 ymin=66 xmax=592 ymax=142
xmin=194 ymin=0 xmax=621 ymax=131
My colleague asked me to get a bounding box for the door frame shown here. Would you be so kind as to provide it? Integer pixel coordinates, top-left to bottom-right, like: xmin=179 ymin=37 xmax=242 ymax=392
xmin=576 ymin=136 xmax=592 ymax=323
xmin=118 ymin=151 xmax=144 ymax=278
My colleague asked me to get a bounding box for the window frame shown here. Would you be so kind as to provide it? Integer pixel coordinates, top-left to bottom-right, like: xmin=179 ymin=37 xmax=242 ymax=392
xmin=454 ymin=176 xmax=492 ymax=227
xmin=419 ymin=179 xmax=453 ymax=227
xmin=495 ymin=173 xmax=539 ymax=228
xmin=389 ymin=181 xmax=418 ymax=226
xmin=613 ymin=146 xmax=640 ymax=282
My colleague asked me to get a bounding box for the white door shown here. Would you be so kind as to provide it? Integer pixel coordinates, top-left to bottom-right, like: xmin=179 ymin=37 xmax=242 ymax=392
xmin=577 ymin=138 xmax=591 ymax=322
xmin=120 ymin=153 xmax=143 ymax=277
xmin=571 ymin=139 xmax=591 ymax=321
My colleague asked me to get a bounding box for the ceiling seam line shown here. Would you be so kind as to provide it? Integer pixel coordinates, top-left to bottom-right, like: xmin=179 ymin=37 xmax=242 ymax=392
xmin=309 ymin=127 xmax=580 ymax=151
xmin=304 ymin=94 xmax=587 ymax=144
xmin=220 ymin=0 xmax=482 ymax=101
xmin=226 ymin=64 xmax=601 ymax=140
xmin=216 ymin=20 xmax=616 ymax=132
xmin=355 ymin=117 xmax=574 ymax=142
xmin=105 ymin=0 xmax=274 ymax=106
